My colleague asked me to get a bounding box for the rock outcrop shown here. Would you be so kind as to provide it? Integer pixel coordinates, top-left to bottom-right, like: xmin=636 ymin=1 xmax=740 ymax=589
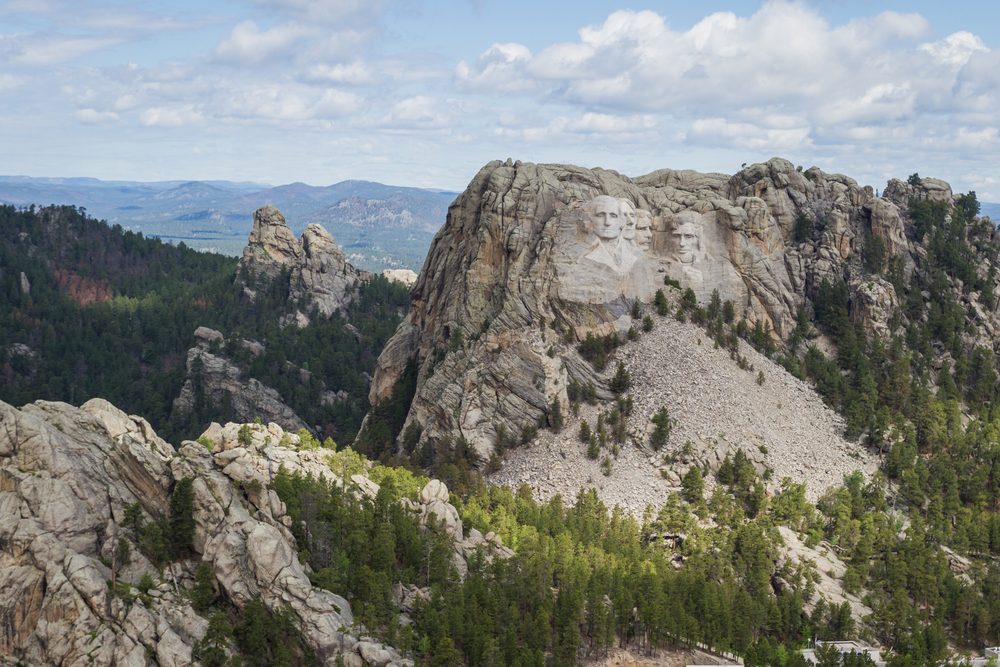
xmin=241 ymin=204 xmax=302 ymax=279
xmin=172 ymin=327 xmax=309 ymax=433
xmin=382 ymin=268 xmax=418 ymax=287
xmin=239 ymin=205 xmax=370 ymax=320
xmin=2 ymin=398 xmax=501 ymax=666
xmin=366 ymin=158 xmax=965 ymax=463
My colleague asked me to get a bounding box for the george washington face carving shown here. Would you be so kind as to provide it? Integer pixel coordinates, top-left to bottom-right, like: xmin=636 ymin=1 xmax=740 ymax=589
xmin=588 ymin=195 xmax=623 ymax=240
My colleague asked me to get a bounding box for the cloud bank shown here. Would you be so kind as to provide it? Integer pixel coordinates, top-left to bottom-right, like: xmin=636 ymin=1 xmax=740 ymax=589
xmin=0 ymin=0 xmax=998 ymax=196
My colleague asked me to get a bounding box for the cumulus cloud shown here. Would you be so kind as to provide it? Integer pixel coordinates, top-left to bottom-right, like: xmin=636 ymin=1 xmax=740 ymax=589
xmin=455 ymin=43 xmax=536 ymax=92
xmin=920 ymin=31 xmax=987 ymax=67
xmin=687 ymin=118 xmax=812 ymax=151
xmin=252 ymin=0 xmax=381 ymax=26
xmin=380 ymin=95 xmax=452 ymax=130
xmin=215 ymin=21 xmax=308 ymax=65
xmin=458 ymin=2 xmax=941 ymax=115
xmin=305 ymin=60 xmax=374 ymax=85
xmin=455 ymin=2 xmax=996 ymax=159
xmin=218 ymin=84 xmax=362 ymax=122
xmin=8 ymin=34 xmax=121 ymax=65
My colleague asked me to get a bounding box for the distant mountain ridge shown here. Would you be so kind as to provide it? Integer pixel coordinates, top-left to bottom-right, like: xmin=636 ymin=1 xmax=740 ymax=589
xmin=0 ymin=175 xmax=456 ymax=270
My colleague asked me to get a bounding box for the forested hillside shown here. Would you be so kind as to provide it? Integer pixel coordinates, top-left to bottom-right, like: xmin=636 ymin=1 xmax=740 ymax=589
xmin=4 ymin=179 xmax=1000 ymax=664
xmin=357 ymin=160 xmax=1000 ymax=663
xmin=0 ymin=204 xmax=409 ymax=441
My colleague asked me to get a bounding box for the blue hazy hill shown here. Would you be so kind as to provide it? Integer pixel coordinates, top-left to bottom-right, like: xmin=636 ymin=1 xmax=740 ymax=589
xmin=0 ymin=175 xmax=456 ymax=271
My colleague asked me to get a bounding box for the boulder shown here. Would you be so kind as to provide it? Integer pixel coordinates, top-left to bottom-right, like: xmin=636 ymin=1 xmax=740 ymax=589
xmin=419 ymin=479 xmax=449 ymax=504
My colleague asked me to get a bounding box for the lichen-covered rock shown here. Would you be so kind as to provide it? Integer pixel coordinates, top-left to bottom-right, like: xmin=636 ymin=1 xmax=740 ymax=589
xmin=850 ymin=276 xmax=899 ymax=339
xmin=292 ymin=223 xmax=367 ymax=317
xmin=382 ymin=268 xmax=418 ymax=286
xmin=241 ymin=204 xmax=302 ymax=279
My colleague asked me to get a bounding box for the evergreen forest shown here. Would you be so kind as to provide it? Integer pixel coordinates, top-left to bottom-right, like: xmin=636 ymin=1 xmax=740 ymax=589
xmin=0 ymin=204 xmax=409 ymax=442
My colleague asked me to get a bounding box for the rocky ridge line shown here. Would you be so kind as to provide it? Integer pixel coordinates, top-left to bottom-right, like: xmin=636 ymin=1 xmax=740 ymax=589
xmin=0 ymin=397 xmax=504 ymax=666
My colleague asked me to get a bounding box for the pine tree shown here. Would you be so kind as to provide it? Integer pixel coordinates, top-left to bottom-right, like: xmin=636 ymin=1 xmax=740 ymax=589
xmin=609 ymin=362 xmax=630 ymax=395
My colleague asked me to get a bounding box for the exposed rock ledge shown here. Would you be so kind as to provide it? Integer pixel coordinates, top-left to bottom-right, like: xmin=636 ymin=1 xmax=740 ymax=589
xmin=0 ymin=398 xmax=499 ymax=666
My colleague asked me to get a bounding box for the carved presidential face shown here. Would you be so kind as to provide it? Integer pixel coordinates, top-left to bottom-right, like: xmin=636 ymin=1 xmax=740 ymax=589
xmin=635 ymin=210 xmax=652 ymax=251
xmin=589 ymin=195 xmax=622 ymax=240
xmin=672 ymin=220 xmax=701 ymax=264
xmin=620 ymin=199 xmax=637 ymax=240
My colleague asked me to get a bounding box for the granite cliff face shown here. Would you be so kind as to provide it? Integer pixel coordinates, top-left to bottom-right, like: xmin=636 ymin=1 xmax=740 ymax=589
xmin=239 ymin=204 xmax=369 ymax=322
xmin=0 ymin=397 xmax=495 ymax=666
xmin=368 ymin=158 xmax=975 ymax=463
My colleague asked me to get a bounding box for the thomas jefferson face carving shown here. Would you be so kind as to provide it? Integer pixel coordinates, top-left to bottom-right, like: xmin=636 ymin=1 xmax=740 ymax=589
xmin=620 ymin=199 xmax=637 ymax=240
xmin=589 ymin=195 xmax=622 ymax=240
xmin=635 ymin=210 xmax=652 ymax=251
xmin=672 ymin=218 xmax=702 ymax=264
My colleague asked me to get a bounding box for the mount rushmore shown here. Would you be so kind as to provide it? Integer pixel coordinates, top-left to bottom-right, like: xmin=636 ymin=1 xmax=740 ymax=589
xmin=365 ymin=157 xmax=956 ymax=462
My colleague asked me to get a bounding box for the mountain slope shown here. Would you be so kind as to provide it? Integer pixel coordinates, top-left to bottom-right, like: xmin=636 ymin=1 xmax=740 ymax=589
xmin=491 ymin=296 xmax=876 ymax=512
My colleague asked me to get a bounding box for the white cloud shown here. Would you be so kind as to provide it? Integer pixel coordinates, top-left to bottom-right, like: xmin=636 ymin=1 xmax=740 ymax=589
xmin=687 ymin=118 xmax=812 ymax=151
xmin=920 ymin=31 xmax=987 ymax=67
xmin=218 ymin=84 xmax=362 ymax=121
xmin=305 ymin=60 xmax=373 ymax=85
xmin=496 ymin=112 xmax=659 ymax=144
xmin=817 ymin=83 xmax=916 ymax=125
xmin=454 ymin=2 xmax=962 ymax=120
xmin=953 ymin=126 xmax=999 ymax=148
xmin=0 ymin=73 xmax=19 ymax=91
xmin=380 ymin=95 xmax=451 ymax=129
xmin=76 ymin=108 xmax=118 ymax=123
xmin=139 ymin=105 xmax=203 ymax=127
xmin=455 ymin=42 xmax=536 ymax=92
xmin=252 ymin=0 xmax=380 ymax=25
xmin=215 ymin=21 xmax=308 ymax=65
xmin=453 ymin=2 xmax=998 ymax=178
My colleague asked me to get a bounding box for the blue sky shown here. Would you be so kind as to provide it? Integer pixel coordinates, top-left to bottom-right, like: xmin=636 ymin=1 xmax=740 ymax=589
xmin=2 ymin=1 xmax=999 ymax=198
